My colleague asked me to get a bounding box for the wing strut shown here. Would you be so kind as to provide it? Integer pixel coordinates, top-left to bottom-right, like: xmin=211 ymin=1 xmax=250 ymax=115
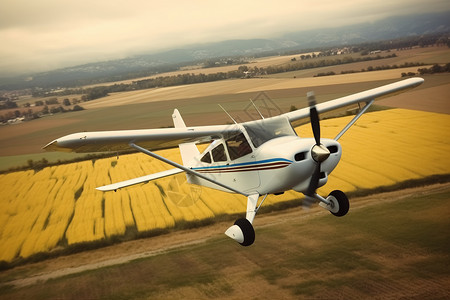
xmin=96 ymin=168 xmax=183 ymax=191
xmin=334 ymin=99 xmax=374 ymax=141
xmin=129 ymin=143 xmax=249 ymax=197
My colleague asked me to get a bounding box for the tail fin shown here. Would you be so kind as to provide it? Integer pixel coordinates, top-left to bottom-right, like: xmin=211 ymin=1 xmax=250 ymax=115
xmin=172 ymin=109 xmax=199 ymax=166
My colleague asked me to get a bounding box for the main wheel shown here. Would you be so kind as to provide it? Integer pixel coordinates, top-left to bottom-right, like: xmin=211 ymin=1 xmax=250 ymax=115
xmin=327 ymin=190 xmax=349 ymax=217
xmin=234 ymin=218 xmax=255 ymax=246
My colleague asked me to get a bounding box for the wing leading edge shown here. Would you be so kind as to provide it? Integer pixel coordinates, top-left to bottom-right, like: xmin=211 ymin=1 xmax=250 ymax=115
xmin=43 ymin=123 xmax=241 ymax=153
xmin=285 ymin=77 xmax=424 ymax=126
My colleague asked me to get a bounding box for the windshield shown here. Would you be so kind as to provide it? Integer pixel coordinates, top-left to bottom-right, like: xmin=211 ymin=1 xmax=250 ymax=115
xmin=243 ymin=117 xmax=296 ymax=148
xmin=226 ymin=132 xmax=252 ymax=160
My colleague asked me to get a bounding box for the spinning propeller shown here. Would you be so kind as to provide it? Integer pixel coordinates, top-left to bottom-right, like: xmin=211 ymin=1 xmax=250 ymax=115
xmin=304 ymin=92 xmax=330 ymax=204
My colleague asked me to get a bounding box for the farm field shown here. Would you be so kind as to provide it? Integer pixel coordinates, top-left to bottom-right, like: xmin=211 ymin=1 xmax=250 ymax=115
xmin=0 ymin=45 xmax=449 ymax=298
xmin=0 ymin=108 xmax=449 ymax=264
xmin=79 ymin=66 xmax=429 ymax=110
xmin=1 ymin=183 xmax=448 ymax=299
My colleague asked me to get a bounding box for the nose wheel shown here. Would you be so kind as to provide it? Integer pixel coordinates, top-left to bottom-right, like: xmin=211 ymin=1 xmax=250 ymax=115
xmin=225 ymin=194 xmax=261 ymax=246
xmin=318 ymin=189 xmax=349 ymax=217
xmin=225 ymin=218 xmax=255 ymax=246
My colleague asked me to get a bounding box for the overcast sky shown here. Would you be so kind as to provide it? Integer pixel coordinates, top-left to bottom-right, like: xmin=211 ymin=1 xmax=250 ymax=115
xmin=0 ymin=0 xmax=448 ymax=77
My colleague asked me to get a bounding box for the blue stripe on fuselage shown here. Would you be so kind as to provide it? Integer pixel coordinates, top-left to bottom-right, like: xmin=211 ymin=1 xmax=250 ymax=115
xmin=192 ymin=158 xmax=292 ymax=171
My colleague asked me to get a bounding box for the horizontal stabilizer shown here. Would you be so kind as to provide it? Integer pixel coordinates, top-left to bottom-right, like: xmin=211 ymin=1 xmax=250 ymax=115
xmin=96 ymin=168 xmax=183 ymax=191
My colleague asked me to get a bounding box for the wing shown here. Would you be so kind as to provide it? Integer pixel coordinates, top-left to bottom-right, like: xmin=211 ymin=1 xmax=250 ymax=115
xmin=43 ymin=123 xmax=241 ymax=153
xmin=44 ymin=77 xmax=423 ymax=154
xmin=285 ymin=77 xmax=424 ymax=126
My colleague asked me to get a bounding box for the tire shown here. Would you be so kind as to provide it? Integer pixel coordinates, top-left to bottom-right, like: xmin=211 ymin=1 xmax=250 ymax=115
xmin=328 ymin=190 xmax=349 ymax=217
xmin=234 ymin=218 xmax=255 ymax=246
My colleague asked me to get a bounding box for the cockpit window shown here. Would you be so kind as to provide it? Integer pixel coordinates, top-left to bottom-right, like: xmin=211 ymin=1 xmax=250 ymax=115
xmin=226 ymin=132 xmax=252 ymax=160
xmin=200 ymin=152 xmax=212 ymax=163
xmin=243 ymin=117 xmax=296 ymax=148
xmin=212 ymin=143 xmax=227 ymax=162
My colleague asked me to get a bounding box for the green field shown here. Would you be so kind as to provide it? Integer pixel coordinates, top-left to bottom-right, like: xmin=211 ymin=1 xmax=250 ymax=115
xmin=1 ymin=185 xmax=448 ymax=299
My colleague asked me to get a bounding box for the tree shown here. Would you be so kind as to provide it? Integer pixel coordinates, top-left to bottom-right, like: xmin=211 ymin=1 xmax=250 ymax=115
xmin=45 ymin=98 xmax=59 ymax=105
xmin=238 ymin=65 xmax=249 ymax=72
xmin=50 ymin=106 xmax=65 ymax=114
xmin=63 ymin=98 xmax=71 ymax=106
xmin=27 ymin=159 xmax=34 ymax=168
xmin=0 ymin=100 xmax=18 ymax=110
xmin=87 ymin=87 xmax=109 ymax=100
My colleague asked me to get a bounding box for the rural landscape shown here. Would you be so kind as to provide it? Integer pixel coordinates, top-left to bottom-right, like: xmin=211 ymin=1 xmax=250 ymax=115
xmin=0 ymin=35 xmax=449 ymax=298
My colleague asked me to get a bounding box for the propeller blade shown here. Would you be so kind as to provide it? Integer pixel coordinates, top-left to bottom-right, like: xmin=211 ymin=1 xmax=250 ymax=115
xmin=306 ymin=162 xmax=321 ymax=197
xmin=304 ymin=91 xmax=329 ymax=205
xmin=310 ymin=107 xmax=320 ymax=145
xmin=307 ymin=91 xmax=320 ymax=145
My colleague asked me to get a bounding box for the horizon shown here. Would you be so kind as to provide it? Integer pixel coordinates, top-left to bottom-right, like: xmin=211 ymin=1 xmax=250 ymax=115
xmin=1 ymin=0 xmax=449 ymax=77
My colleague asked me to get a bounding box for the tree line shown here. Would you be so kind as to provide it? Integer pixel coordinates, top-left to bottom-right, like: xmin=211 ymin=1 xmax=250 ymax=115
xmin=257 ymin=54 xmax=398 ymax=75
xmin=417 ymin=63 xmax=450 ymax=74
xmin=314 ymin=61 xmax=426 ymax=77
xmin=0 ymin=96 xmax=84 ymax=123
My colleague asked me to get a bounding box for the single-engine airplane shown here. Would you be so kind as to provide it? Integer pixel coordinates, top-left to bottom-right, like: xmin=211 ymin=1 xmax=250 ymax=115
xmin=44 ymin=77 xmax=424 ymax=246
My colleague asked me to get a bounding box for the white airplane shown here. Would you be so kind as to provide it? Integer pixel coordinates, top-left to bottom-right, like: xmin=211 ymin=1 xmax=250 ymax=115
xmin=44 ymin=77 xmax=424 ymax=246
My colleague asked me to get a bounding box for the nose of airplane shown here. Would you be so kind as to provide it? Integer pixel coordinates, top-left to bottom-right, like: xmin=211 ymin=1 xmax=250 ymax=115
xmin=254 ymin=136 xmax=341 ymax=194
xmin=290 ymin=137 xmax=341 ymax=193
xmin=311 ymin=144 xmax=330 ymax=163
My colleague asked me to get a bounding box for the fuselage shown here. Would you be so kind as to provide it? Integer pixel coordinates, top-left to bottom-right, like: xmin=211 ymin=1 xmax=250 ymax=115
xmin=186 ymin=116 xmax=341 ymax=195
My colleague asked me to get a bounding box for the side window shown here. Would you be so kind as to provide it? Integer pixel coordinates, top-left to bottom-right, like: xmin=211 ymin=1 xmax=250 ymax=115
xmin=226 ymin=133 xmax=252 ymax=160
xmin=200 ymin=152 xmax=212 ymax=163
xmin=212 ymin=143 xmax=227 ymax=162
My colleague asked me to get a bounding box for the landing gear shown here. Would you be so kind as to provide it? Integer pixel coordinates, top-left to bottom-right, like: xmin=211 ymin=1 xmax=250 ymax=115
xmin=318 ymin=189 xmax=349 ymax=217
xmin=225 ymin=194 xmax=262 ymax=246
xmin=327 ymin=190 xmax=349 ymax=217
xmin=225 ymin=218 xmax=255 ymax=246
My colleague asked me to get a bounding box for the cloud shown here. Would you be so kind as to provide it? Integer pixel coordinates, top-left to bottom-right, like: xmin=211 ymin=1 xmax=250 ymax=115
xmin=0 ymin=0 xmax=448 ymax=76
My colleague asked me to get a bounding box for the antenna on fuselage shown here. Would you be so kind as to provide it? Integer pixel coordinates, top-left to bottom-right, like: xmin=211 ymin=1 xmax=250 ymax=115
xmin=218 ymin=104 xmax=238 ymax=124
xmin=250 ymin=98 xmax=265 ymax=119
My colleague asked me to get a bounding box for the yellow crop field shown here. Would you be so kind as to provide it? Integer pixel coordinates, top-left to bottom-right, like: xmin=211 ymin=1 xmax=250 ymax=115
xmin=0 ymin=108 xmax=449 ymax=263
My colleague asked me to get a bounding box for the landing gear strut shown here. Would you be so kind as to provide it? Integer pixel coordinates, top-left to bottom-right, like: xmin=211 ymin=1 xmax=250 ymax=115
xmin=225 ymin=194 xmax=264 ymax=246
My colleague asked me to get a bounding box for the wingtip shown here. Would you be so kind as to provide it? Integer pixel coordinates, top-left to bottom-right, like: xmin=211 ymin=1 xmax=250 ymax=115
xmin=42 ymin=140 xmax=58 ymax=151
xmin=96 ymin=186 xmax=114 ymax=192
xmin=408 ymin=77 xmax=425 ymax=86
xmin=42 ymin=139 xmax=73 ymax=152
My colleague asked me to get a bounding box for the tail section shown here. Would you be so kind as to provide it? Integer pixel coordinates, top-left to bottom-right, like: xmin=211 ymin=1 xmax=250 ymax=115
xmin=172 ymin=109 xmax=199 ymax=166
